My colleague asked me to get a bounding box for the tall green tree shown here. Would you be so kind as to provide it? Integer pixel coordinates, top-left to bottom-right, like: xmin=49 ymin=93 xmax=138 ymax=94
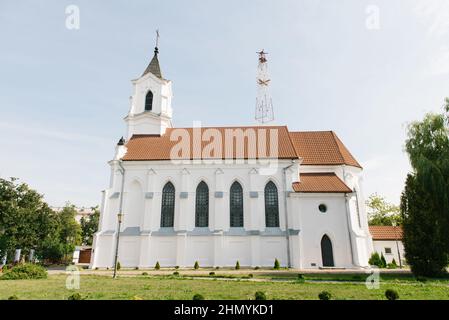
xmin=0 ymin=178 xmax=59 ymax=262
xmin=401 ymin=99 xmax=449 ymax=276
xmin=80 ymin=207 xmax=100 ymax=246
xmin=366 ymin=193 xmax=402 ymax=226
xmin=57 ymin=204 xmax=82 ymax=262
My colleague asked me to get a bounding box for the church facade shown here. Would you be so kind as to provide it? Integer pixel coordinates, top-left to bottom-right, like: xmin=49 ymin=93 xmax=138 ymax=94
xmin=90 ymin=47 xmax=373 ymax=269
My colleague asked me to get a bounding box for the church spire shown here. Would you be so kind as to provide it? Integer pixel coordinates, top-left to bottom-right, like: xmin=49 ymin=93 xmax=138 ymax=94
xmin=142 ymin=30 xmax=163 ymax=79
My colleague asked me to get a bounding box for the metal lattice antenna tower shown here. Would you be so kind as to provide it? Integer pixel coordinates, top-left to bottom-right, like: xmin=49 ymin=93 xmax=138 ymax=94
xmin=255 ymin=50 xmax=274 ymax=124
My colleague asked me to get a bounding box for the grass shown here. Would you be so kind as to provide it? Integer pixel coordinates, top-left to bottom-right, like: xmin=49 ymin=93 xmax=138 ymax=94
xmin=0 ymin=273 xmax=449 ymax=300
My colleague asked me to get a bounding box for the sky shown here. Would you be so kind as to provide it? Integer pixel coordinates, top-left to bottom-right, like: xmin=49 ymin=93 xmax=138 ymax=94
xmin=0 ymin=0 xmax=448 ymax=207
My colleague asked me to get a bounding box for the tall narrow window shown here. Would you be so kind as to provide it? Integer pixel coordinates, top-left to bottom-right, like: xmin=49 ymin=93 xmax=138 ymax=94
xmin=145 ymin=90 xmax=153 ymax=111
xmin=264 ymin=181 xmax=279 ymax=227
xmin=195 ymin=181 xmax=209 ymax=227
xmin=160 ymin=182 xmax=175 ymax=227
xmin=230 ymin=181 xmax=244 ymax=227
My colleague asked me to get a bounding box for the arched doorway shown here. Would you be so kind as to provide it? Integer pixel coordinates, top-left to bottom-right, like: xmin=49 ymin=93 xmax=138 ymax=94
xmin=321 ymin=235 xmax=334 ymax=267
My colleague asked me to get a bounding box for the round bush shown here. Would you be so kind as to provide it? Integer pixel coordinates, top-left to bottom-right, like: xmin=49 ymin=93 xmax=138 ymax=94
xmin=0 ymin=263 xmax=47 ymax=280
xmin=209 ymin=271 xmax=215 ymax=276
xmin=248 ymin=274 xmax=254 ymax=278
xmin=193 ymin=293 xmax=205 ymax=300
xmin=318 ymin=291 xmax=332 ymax=300
xmin=385 ymin=289 xmax=399 ymax=300
xmin=67 ymin=293 xmax=83 ymax=300
xmin=142 ymin=272 xmax=148 ymax=276
xmin=173 ymin=271 xmax=180 ymax=276
xmin=255 ymin=291 xmax=266 ymax=300
xmin=254 ymin=266 xmax=260 ymax=270
xmin=8 ymin=295 xmax=19 ymax=300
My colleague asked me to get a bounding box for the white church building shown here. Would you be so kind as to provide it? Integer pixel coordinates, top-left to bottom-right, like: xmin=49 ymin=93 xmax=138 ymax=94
xmin=90 ymin=46 xmax=373 ymax=270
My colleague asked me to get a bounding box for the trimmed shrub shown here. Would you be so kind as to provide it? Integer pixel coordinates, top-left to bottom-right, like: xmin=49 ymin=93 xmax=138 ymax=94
xmin=318 ymin=291 xmax=332 ymax=300
xmin=380 ymin=253 xmax=387 ymax=268
xmin=194 ymin=261 xmax=199 ymax=270
xmin=8 ymin=295 xmax=19 ymax=300
xmin=116 ymin=262 xmax=121 ymax=270
xmin=142 ymin=272 xmax=148 ymax=276
xmin=297 ymin=274 xmax=305 ymax=283
xmin=416 ymin=276 xmax=427 ymax=282
xmin=155 ymin=261 xmax=160 ymax=270
xmin=215 ymin=266 xmax=220 ymax=270
xmin=387 ymin=263 xmax=397 ymax=269
xmin=235 ymin=261 xmax=240 ymax=270
xmin=193 ymin=293 xmax=204 ymax=300
xmin=0 ymin=263 xmax=47 ymax=280
xmin=209 ymin=271 xmax=215 ymax=276
xmin=385 ymin=289 xmax=399 ymax=300
xmin=248 ymin=273 xmax=253 ymax=278
xmin=254 ymin=266 xmax=260 ymax=270
xmin=255 ymin=291 xmax=266 ymax=300
xmin=274 ymin=258 xmax=280 ymax=270
xmin=173 ymin=271 xmax=179 ymax=276
xmin=368 ymin=252 xmax=382 ymax=268
xmin=175 ymin=266 xmax=179 ymax=270
xmin=68 ymin=293 xmax=84 ymax=300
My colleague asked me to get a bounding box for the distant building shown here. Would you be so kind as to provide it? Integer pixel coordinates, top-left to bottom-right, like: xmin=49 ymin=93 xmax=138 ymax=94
xmin=369 ymin=225 xmax=404 ymax=266
xmin=51 ymin=207 xmax=95 ymax=224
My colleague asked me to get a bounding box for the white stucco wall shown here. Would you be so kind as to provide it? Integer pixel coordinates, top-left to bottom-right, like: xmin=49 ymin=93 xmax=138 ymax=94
xmin=372 ymin=240 xmax=405 ymax=266
xmin=90 ymin=159 xmax=372 ymax=269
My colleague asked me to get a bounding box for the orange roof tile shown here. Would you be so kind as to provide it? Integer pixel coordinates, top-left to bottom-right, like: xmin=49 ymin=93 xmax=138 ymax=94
xmin=289 ymin=131 xmax=362 ymax=168
xmin=369 ymin=226 xmax=403 ymax=240
xmin=122 ymin=127 xmax=362 ymax=169
xmin=123 ymin=126 xmax=298 ymax=161
xmin=292 ymin=172 xmax=352 ymax=193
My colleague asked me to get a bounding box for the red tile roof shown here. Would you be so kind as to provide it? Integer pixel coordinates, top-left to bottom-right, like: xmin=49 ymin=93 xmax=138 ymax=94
xmin=122 ymin=127 xmax=362 ymax=169
xmin=122 ymin=126 xmax=298 ymax=161
xmin=289 ymin=131 xmax=362 ymax=168
xmin=369 ymin=226 xmax=403 ymax=240
xmin=292 ymin=173 xmax=352 ymax=193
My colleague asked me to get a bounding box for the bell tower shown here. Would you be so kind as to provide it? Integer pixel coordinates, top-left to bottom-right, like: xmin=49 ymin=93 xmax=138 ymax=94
xmin=125 ymin=31 xmax=173 ymax=138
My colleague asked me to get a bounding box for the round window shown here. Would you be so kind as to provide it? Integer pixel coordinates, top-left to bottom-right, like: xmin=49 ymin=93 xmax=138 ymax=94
xmin=318 ymin=204 xmax=327 ymax=213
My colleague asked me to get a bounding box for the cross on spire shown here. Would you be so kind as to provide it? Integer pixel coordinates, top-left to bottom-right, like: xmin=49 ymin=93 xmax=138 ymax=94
xmin=155 ymin=29 xmax=160 ymax=48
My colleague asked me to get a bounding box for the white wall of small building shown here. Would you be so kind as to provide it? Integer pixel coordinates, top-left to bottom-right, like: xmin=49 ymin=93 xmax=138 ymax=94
xmin=372 ymin=240 xmax=405 ymax=266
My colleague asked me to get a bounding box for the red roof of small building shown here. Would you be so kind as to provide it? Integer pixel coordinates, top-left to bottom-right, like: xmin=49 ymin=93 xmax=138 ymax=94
xmin=369 ymin=226 xmax=403 ymax=240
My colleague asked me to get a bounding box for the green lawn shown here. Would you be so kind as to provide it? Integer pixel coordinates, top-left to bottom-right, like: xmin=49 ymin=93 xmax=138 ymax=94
xmin=1 ymin=273 xmax=449 ymax=300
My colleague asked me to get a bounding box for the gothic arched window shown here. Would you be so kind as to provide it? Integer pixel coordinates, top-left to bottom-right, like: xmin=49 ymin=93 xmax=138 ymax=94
xmin=145 ymin=90 xmax=153 ymax=111
xmin=160 ymin=182 xmax=175 ymax=227
xmin=195 ymin=181 xmax=209 ymax=227
xmin=230 ymin=181 xmax=244 ymax=227
xmin=264 ymin=181 xmax=279 ymax=227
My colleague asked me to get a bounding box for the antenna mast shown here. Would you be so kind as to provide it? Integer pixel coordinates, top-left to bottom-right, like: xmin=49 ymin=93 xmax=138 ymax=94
xmin=255 ymin=50 xmax=274 ymax=124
